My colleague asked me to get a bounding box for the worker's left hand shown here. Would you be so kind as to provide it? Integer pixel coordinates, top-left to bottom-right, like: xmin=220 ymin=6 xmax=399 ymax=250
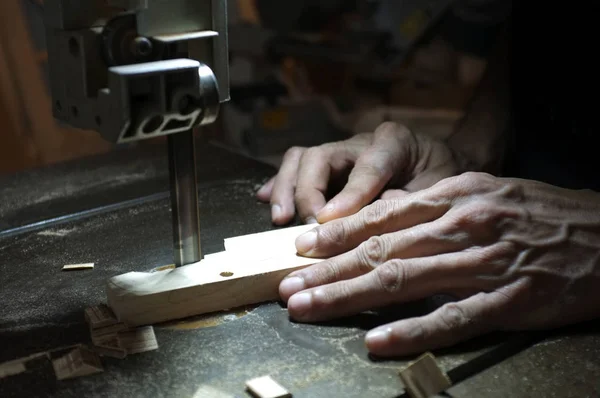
xmin=279 ymin=172 xmax=600 ymax=357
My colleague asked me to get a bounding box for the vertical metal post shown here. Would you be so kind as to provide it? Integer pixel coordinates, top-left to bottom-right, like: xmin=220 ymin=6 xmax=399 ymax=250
xmin=168 ymin=129 xmax=202 ymax=266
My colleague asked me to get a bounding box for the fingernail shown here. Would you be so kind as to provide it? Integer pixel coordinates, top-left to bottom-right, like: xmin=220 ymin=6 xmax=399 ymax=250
xmin=295 ymin=231 xmax=317 ymax=253
xmin=271 ymin=204 xmax=282 ymax=220
xmin=280 ymin=276 xmax=305 ymax=298
xmin=366 ymin=328 xmax=390 ymax=347
xmin=288 ymin=292 xmax=312 ymax=318
xmin=305 ymin=217 xmax=318 ymax=224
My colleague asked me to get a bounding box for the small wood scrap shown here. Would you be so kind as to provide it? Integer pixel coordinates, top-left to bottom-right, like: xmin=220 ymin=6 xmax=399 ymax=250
xmin=398 ymin=352 xmax=452 ymax=398
xmin=90 ymin=322 xmax=128 ymax=340
xmin=52 ymin=346 xmax=103 ymax=381
xmin=0 ymin=360 xmax=27 ymax=378
xmin=85 ymin=304 xmax=120 ymax=329
xmin=92 ymin=335 xmax=126 ymax=359
xmin=0 ymin=345 xmax=83 ymax=380
xmin=62 ymin=263 xmax=94 ymax=271
xmin=245 ymin=375 xmax=292 ymax=398
xmin=192 ymin=384 xmax=236 ymax=398
xmin=85 ymin=304 xmax=158 ymax=358
xmin=118 ymin=326 xmax=158 ymax=355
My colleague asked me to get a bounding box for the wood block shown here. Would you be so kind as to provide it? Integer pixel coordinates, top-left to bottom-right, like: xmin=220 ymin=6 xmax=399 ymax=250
xmin=85 ymin=304 xmax=118 ymax=329
xmin=245 ymin=375 xmax=292 ymax=398
xmin=118 ymin=326 xmax=158 ymax=355
xmin=52 ymin=346 xmax=103 ymax=381
xmin=106 ymin=224 xmax=323 ymax=327
xmin=398 ymin=353 xmax=452 ymax=398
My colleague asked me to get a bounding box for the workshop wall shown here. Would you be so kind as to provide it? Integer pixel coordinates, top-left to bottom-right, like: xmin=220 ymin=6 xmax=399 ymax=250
xmin=0 ymin=0 xmax=113 ymax=176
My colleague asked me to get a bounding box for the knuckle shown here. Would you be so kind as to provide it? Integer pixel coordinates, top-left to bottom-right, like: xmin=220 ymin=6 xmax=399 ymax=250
xmin=313 ymin=284 xmax=351 ymax=308
xmin=304 ymin=146 xmax=324 ymax=159
xmin=284 ymin=146 xmax=305 ymax=161
xmin=317 ymin=220 xmax=348 ymax=249
xmin=361 ymin=200 xmax=392 ymax=229
xmin=407 ymin=318 xmax=429 ymax=345
xmin=439 ymin=303 xmax=470 ymax=331
xmin=374 ymin=121 xmax=410 ymax=137
xmin=375 ymin=260 xmax=407 ymax=294
xmin=310 ymin=260 xmax=342 ymax=285
xmin=358 ymin=236 xmax=388 ymax=269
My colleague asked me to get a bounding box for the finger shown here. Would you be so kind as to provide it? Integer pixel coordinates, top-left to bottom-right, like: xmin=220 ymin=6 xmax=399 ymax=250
xmin=285 ymin=248 xmax=480 ymax=321
xmin=294 ymin=146 xmax=336 ymax=223
xmin=317 ymin=123 xmax=413 ymax=222
xmin=284 ymin=239 xmax=517 ymax=303
xmin=403 ymin=164 xmax=458 ymax=193
xmin=296 ymin=195 xmax=450 ymax=257
xmin=270 ymin=147 xmax=305 ymax=225
xmin=256 ymin=177 xmax=275 ymax=202
xmin=365 ymin=290 xmax=512 ymax=357
xmin=381 ymin=189 xmax=409 ymax=200
xmin=297 ymin=173 xmax=483 ymax=257
xmin=286 ymin=216 xmax=476 ymax=300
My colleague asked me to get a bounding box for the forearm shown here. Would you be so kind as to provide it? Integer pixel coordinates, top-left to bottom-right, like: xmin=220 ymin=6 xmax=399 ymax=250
xmin=447 ymin=20 xmax=511 ymax=174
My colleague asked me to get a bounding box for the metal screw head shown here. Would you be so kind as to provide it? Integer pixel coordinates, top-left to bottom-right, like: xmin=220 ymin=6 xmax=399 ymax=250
xmin=133 ymin=37 xmax=153 ymax=57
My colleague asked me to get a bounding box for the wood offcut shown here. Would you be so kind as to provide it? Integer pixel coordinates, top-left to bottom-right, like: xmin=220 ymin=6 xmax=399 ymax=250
xmin=398 ymin=353 xmax=452 ymax=398
xmin=52 ymin=346 xmax=103 ymax=381
xmin=107 ymin=224 xmax=324 ymax=326
xmin=62 ymin=263 xmax=94 ymax=271
xmin=245 ymin=375 xmax=292 ymax=398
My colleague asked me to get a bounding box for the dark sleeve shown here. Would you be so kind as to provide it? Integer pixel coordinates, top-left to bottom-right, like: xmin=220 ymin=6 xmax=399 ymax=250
xmin=439 ymin=0 xmax=511 ymax=56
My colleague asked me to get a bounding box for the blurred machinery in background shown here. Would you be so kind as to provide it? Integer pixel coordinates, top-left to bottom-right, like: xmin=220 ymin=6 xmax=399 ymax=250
xmin=220 ymin=0 xmax=455 ymax=162
xmin=44 ymin=0 xmax=230 ymax=267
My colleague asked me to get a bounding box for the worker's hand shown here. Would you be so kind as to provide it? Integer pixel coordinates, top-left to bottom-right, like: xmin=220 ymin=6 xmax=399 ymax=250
xmin=256 ymin=122 xmax=461 ymax=225
xmin=279 ymin=172 xmax=600 ymax=357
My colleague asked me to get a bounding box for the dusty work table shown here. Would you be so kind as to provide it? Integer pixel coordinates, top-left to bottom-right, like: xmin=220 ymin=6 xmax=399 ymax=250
xmin=1 ymin=139 xmax=599 ymax=398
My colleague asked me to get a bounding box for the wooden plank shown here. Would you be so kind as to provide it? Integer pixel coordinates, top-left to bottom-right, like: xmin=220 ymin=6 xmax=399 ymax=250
xmin=224 ymin=224 xmax=316 ymax=253
xmin=245 ymin=375 xmax=292 ymax=398
xmin=106 ymin=225 xmax=323 ymax=327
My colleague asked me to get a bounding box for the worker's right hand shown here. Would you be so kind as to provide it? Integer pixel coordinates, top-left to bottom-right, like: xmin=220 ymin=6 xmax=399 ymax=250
xmin=256 ymin=122 xmax=463 ymax=225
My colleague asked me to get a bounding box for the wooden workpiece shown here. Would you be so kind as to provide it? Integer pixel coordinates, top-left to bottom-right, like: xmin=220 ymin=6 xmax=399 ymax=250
xmin=107 ymin=224 xmax=323 ymax=327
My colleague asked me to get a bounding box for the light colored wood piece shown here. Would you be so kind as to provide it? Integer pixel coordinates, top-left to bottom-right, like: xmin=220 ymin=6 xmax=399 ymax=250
xmin=85 ymin=304 xmax=118 ymax=329
xmin=0 ymin=361 xmax=26 ymax=378
xmin=92 ymin=335 xmax=127 ymax=359
xmin=223 ymin=224 xmax=315 ymax=253
xmin=106 ymin=225 xmax=323 ymax=327
xmin=62 ymin=263 xmax=95 ymax=271
xmin=245 ymin=375 xmax=292 ymax=398
xmin=90 ymin=322 xmax=128 ymax=339
xmin=118 ymin=326 xmax=158 ymax=354
xmin=398 ymin=353 xmax=452 ymax=398
xmin=52 ymin=346 xmax=103 ymax=381
xmin=192 ymin=385 xmax=235 ymax=398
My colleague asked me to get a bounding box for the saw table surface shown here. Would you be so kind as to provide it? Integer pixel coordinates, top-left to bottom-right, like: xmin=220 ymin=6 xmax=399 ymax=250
xmin=1 ymin=140 xmax=599 ymax=398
